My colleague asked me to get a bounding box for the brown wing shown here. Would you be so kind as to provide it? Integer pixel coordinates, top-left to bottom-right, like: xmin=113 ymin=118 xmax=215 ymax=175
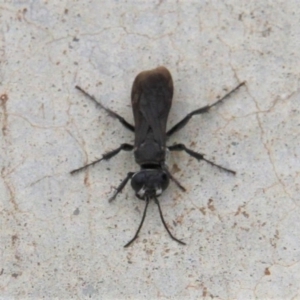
xmin=131 ymin=66 xmax=173 ymax=148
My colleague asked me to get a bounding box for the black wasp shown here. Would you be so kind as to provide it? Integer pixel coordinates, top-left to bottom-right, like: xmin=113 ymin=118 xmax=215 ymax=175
xmin=71 ymin=66 xmax=245 ymax=247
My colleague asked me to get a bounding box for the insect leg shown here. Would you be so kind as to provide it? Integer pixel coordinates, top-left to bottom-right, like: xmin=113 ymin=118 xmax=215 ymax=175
xmin=162 ymin=166 xmax=186 ymax=192
xmin=168 ymin=144 xmax=236 ymax=174
xmin=76 ymin=86 xmax=135 ymax=132
xmin=70 ymin=143 xmax=134 ymax=174
xmin=108 ymin=172 xmax=135 ymax=202
xmin=154 ymin=197 xmax=186 ymax=245
xmin=124 ymin=198 xmax=149 ymax=247
xmin=166 ymin=81 xmax=245 ymax=137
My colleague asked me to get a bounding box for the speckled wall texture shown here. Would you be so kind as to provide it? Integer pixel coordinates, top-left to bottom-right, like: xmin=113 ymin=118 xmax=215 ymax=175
xmin=1 ymin=0 xmax=300 ymax=299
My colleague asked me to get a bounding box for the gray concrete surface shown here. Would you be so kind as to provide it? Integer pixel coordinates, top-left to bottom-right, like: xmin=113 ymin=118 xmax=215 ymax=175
xmin=1 ymin=0 xmax=300 ymax=299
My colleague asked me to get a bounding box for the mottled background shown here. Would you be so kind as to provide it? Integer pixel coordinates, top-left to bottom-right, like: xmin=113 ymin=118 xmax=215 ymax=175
xmin=1 ymin=0 xmax=300 ymax=299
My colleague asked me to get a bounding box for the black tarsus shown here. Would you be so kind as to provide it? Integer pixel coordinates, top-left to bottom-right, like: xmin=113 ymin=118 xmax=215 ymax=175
xmin=75 ymin=85 xmax=135 ymax=132
xmin=168 ymin=144 xmax=236 ymax=175
xmin=108 ymin=172 xmax=135 ymax=203
xmin=70 ymin=143 xmax=134 ymax=175
xmin=154 ymin=197 xmax=186 ymax=245
xmin=124 ymin=198 xmax=150 ymax=248
xmin=166 ymin=81 xmax=246 ymax=137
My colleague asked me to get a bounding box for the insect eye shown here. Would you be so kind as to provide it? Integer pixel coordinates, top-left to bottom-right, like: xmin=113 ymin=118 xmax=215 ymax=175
xmin=161 ymin=173 xmax=167 ymax=181
xmin=159 ymin=172 xmax=169 ymax=190
xmin=131 ymin=172 xmax=146 ymax=192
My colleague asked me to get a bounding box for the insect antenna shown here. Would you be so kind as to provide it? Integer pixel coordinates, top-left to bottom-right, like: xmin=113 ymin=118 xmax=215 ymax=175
xmin=154 ymin=197 xmax=186 ymax=245
xmin=124 ymin=197 xmax=150 ymax=247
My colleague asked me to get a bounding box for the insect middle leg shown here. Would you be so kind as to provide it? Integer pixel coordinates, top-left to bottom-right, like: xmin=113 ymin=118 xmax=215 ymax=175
xmin=168 ymin=144 xmax=235 ymax=174
xmin=166 ymin=82 xmax=245 ymax=137
xmin=75 ymin=86 xmax=135 ymax=132
xmin=70 ymin=143 xmax=134 ymax=174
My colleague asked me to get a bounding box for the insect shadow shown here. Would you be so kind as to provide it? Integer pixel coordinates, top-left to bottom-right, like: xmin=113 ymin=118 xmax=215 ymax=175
xmin=71 ymin=66 xmax=245 ymax=247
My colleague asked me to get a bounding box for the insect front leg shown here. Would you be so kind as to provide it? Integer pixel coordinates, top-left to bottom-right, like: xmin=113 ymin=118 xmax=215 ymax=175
xmin=109 ymin=172 xmax=135 ymax=202
xmin=166 ymin=82 xmax=245 ymax=137
xmin=70 ymin=143 xmax=134 ymax=174
xmin=168 ymin=144 xmax=235 ymax=174
xmin=162 ymin=165 xmax=186 ymax=192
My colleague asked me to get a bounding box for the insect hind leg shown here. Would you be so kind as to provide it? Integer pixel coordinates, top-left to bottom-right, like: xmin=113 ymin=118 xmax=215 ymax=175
xmin=166 ymin=81 xmax=245 ymax=137
xmin=75 ymin=85 xmax=135 ymax=132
